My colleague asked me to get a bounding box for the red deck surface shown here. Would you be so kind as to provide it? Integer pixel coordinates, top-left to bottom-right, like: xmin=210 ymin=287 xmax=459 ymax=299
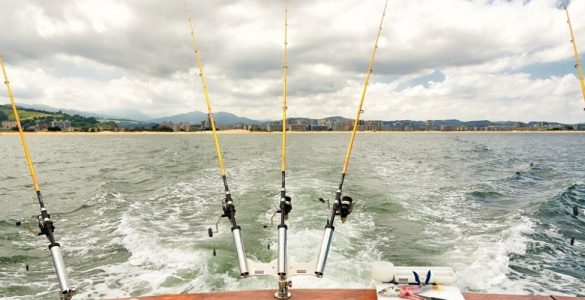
xmin=111 ymin=289 xmax=584 ymax=300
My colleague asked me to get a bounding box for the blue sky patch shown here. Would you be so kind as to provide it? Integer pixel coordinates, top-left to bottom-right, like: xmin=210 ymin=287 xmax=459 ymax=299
xmin=518 ymin=57 xmax=578 ymax=79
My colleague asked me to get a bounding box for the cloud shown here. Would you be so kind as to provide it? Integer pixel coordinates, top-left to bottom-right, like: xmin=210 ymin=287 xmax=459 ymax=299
xmin=0 ymin=0 xmax=584 ymax=122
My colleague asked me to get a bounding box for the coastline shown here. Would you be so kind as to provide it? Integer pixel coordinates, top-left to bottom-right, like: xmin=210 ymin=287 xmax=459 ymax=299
xmin=1 ymin=130 xmax=585 ymax=136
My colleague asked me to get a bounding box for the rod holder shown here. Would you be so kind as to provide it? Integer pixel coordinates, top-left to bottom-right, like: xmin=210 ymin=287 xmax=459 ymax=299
xmin=314 ymin=227 xmax=334 ymax=277
xmin=274 ymin=275 xmax=292 ymax=299
xmin=49 ymin=244 xmax=75 ymax=299
xmin=232 ymin=227 xmax=249 ymax=276
xmin=277 ymin=225 xmax=287 ymax=275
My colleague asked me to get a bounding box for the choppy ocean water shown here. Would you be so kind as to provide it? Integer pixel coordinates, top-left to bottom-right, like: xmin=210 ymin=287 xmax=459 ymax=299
xmin=0 ymin=132 xmax=584 ymax=299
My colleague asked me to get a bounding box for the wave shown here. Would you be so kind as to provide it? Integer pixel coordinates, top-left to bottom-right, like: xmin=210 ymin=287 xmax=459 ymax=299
xmin=500 ymin=184 xmax=585 ymax=295
xmin=467 ymin=190 xmax=505 ymax=201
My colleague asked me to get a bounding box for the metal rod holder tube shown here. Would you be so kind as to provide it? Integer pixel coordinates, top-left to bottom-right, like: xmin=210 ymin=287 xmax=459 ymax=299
xmin=274 ymin=275 xmax=291 ymax=299
xmin=277 ymin=226 xmax=287 ymax=275
xmin=232 ymin=227 xmax=249 ymax=276
xmin=49 ymin=245 xmax=72 ymax=294
xmin=314 ymin=227 xmax=334 ymax=277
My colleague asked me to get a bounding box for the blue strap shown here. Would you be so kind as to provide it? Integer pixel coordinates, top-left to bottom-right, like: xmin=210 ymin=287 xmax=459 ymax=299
xmin=425 ymin=270 xmax=432 ymax=285
xmin=413 ymin=271 xmax=421 ymax=285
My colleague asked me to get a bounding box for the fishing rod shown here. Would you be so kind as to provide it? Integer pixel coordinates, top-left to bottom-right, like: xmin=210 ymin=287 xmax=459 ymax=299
xmin=314 ymin=0 xmax=389 ymax=277
xmin=563 ymin=1 xmax=585 ymax=246
xmin=275 ymin=1 xmax=293 ymax=298
xmin=184 ymin=3 xmax=249 ymax=277
xmin=0 ymin=54 xmax=75 ymax=299
xmin=564 ymin=1 xmax=585 ymax=110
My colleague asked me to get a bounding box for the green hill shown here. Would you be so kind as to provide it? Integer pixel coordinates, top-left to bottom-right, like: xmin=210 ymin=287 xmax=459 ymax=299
xmin=0 ymin=104 xmax=105 ymax=131
xmin=0 ymin=105 xmax=56 ymax=121
xmin=0 ymin=104 xmax=160 ymax=131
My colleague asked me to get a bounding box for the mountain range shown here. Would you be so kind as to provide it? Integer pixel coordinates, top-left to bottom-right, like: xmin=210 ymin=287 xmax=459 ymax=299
xmin=149 ymin=111 xmax=256 ymax=125
xmin=4 ymin=104 xmax=582 ymax=127
xmin=17 ymin=104 xmax=151 ymax=121
xmin=16 ymin=104 xmax=255 ymax=125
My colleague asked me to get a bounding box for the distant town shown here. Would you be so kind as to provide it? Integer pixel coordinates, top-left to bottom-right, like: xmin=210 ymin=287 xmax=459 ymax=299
xmin=1 ymin=104 xmax=584 ymax=132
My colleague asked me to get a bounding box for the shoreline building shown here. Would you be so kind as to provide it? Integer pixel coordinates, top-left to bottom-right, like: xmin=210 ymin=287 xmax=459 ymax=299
xmin=1 ymin=120 xmax=17 ymax=130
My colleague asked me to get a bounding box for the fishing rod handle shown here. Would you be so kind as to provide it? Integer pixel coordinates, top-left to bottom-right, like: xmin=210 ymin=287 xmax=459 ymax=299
xmin=314 ymin=226 xmax=334 ymax=277
xmin=232 ymin=226 xmax=249 ymax=277
xmin=49 ymin=244 xmax=75 ymax=298
xmin=277 ymin=225 xmax=288 ymax=275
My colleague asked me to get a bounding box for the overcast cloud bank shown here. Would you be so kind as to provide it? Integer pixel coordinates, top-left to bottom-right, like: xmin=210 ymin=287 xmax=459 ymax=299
xmin=0 ymin=0 xmax=584 ymax=123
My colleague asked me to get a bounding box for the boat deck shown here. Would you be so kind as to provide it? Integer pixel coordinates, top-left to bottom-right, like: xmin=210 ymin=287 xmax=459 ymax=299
xmin=114 ymin=289 xmax=584 ymax=300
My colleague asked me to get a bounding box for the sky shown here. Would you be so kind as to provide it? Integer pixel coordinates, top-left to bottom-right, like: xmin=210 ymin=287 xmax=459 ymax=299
xmin=0 ymin=0 xmax=585 ymax=123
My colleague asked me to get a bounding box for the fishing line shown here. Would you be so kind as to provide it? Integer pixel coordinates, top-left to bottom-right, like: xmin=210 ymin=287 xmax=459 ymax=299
xmin=184 ymin=1 xmax=249 ymax=276
xmin=314 ymin=0 xmax=389 ymax=277
xmin=0 ymin=53 xmax=75 ymax=299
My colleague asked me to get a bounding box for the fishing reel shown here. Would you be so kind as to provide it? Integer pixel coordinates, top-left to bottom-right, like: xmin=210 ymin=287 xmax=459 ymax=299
xmin=15 ymin=214 xmax=57 ymax=237
xmin=337 ymin=196 xmax=354 ymax=223
xmin=269 ymin=195 xmax=292 ymax=225
xmin=281 ymin=196 xmax=292 ymax=220
xmin=37 ymin=213 xmax=55 ymax=237
xmin=275 ymin=195 xmax=292 ymax=221
xmin=208 ymin=195 xmax=237 ymax=233
xmin=206 ymin=194 xmax=239 ymax=257
xmin=319 ymin=195 xmax=354 ymax=223
xmin=221 ymin=197 xmax=236 ymax=221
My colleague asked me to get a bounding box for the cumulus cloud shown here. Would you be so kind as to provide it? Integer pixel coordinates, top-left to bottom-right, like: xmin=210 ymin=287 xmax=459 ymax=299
xmin=0 ymin=0 xmax=584 ymax=122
